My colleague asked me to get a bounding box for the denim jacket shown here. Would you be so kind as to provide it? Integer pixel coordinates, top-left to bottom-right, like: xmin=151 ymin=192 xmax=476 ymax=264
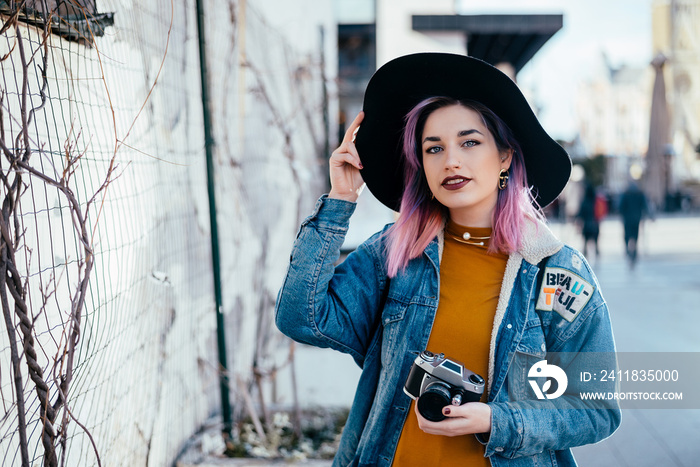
xmin=275 ymin=196 xmax=621 ymax=466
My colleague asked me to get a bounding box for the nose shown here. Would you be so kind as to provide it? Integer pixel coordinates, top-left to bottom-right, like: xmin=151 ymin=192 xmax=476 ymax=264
xmin=444 ymin=147 xmax=461 ymax=170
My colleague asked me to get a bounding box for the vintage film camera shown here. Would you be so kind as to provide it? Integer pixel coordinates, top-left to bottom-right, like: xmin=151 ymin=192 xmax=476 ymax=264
xmin=403 ymin=351 xmax=485 ymax=421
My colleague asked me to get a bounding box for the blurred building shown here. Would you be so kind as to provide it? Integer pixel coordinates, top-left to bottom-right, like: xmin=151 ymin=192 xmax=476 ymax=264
xmin=575 ymin=57 xmax=653 ymax=195
xmin=573 ymin=1 xmax=699 ymax=211
xmin=651 ymin=0 xmax=700 ymax=208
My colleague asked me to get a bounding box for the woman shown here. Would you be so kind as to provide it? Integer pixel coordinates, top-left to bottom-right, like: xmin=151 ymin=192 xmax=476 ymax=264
xmin=275 ymin=53 xmax=620 ymax=466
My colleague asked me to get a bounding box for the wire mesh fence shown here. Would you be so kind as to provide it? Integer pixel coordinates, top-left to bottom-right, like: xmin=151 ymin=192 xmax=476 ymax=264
xmin=0 ymin=0 xmax=331 ymax=465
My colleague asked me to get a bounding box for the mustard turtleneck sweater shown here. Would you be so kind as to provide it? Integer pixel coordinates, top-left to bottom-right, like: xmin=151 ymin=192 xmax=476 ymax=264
xmin=392 ymin=220 xmax=508 ymax=466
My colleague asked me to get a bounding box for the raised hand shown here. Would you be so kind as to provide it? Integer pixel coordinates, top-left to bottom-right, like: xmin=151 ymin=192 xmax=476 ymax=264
xmin=329 ymin=111 xmax=365 ymax=203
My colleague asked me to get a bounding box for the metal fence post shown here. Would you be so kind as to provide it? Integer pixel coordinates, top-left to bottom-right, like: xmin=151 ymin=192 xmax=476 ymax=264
xmin=194 ymin=0 xmax=233 ymax=440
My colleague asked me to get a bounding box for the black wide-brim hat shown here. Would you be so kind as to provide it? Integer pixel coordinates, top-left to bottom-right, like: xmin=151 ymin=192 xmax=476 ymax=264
xmin=354 ymin=53 xmax=571 ymax=211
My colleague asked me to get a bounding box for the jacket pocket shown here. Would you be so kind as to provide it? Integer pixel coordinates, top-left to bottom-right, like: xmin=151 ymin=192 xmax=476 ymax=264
xmin=379 ymin=296 xmax=409 ymax=366
xmin=379 ymin=295 xmax=436 ymax=368
xmin=516 ymin=318 xmax=547 ymax=356
xmin=508 ymin=319 xmax=547 ymax=401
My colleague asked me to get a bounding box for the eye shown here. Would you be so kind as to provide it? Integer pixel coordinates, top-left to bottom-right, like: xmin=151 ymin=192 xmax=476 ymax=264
xmin=462 ymin=140 xmax=479 ymax=148
xmin=425 ymin=145 xmax=443 ymax=154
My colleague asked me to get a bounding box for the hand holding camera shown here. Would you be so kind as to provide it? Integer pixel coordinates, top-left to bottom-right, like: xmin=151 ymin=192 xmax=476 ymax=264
xmin=404 ymin=351 xmax=485 ymax=422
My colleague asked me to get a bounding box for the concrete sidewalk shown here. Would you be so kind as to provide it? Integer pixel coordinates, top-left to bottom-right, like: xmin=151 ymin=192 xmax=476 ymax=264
xmin=561 ymin=216 xmax=700 ymax=466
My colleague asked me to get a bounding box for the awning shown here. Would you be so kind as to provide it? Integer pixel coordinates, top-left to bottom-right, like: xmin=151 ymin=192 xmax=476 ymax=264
xmin=412 ymin=14 xmax=563 ymax=73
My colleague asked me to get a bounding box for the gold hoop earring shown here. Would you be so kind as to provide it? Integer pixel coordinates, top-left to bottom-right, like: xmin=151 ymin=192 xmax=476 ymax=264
xmin=498 ymin=169 xmax=509 ymax=190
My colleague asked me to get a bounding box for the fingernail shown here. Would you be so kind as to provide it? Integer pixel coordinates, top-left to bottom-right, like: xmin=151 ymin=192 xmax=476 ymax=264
xmin=359 ymin=163 xmax=364 ymax=169
xmin=443 ymin=407 xmax=451 ymax=415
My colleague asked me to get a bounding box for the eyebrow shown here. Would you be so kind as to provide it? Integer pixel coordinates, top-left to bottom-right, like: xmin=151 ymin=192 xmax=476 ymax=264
xmin=422 ymin=129 xmax=483 ymax=144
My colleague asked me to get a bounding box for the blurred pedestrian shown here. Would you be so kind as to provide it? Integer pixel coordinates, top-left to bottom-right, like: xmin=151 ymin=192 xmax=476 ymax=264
xmin=576 ymin=183 xmax=602 ymax=258
xmin=275 ymin=53 xmax=620 ymax=466
xmin=619 ymin=181 xmax=650 ymax=267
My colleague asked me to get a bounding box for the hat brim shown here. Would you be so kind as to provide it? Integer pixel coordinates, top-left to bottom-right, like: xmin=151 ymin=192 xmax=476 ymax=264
xmin=354 ymin=53 xmax=571 ymax=211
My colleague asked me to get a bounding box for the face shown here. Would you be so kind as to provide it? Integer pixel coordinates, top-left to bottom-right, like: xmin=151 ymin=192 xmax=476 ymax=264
xmin=421 ymin=104 xmax=512 ymax=227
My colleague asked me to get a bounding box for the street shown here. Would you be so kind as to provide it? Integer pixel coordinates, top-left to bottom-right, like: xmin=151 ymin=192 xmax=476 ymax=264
xmin=559 ymin=215 xmax=700 ymax=466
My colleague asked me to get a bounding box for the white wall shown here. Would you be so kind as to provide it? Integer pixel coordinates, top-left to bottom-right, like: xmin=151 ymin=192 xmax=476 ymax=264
xmin=376 ymin=0 xmax=465 ymax=66
xmin=0 ymin=0 xmax=337 ymax=465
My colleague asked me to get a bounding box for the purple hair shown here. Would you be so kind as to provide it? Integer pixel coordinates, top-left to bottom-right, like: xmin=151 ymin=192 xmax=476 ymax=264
xmin=385 ymin=97 xmax=543 ymax=277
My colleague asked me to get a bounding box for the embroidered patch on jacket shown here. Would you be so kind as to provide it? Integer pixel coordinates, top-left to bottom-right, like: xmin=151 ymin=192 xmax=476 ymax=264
xmin=536 ymin=267 xmax=594 ymax=322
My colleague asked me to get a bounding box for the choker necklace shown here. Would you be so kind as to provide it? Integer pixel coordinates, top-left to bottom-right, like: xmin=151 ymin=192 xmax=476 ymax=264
xmin=448 ymin=231 xmax=491 ymax=246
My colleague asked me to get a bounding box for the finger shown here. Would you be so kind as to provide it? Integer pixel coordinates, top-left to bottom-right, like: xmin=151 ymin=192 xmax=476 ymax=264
xmin=412 ymin=400 xmax=455 ymax=421
xmin=442 ymin=404 xmax=466 ymax=418
xmin=443 ymin=403 xmax=492 ymax=434
xmin=330 ymin=150 xmax=363 ymax=170
xmin=413 ymin=402 xmax=446 ymax=430
xmin=345 ymin=139 xmax=361 ymax=160
xmin=335 ymin=134 xmax=363 ymax=162
xmin=415 ymin=407 xmax=475 ymax=437
xmin=342 ymin=111 xmax=365 ymax=144
xmin=331 ymin=140 xmax=360 ymax=159
xmin=442 ymin=402 xmax=483 ymax=418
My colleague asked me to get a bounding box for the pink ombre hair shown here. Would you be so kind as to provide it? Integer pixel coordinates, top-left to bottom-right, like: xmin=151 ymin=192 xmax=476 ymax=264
xmin=385 ymin=97 xmax=543 ymax=277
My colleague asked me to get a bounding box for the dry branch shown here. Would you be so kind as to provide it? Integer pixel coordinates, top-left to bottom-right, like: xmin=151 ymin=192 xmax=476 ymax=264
xmin=0 ymin=10 xmax=106 ymax=467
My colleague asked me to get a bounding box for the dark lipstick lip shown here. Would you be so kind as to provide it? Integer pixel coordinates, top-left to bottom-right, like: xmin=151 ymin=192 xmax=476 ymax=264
xmin=441 ymin=175 xmax=470 ymax=191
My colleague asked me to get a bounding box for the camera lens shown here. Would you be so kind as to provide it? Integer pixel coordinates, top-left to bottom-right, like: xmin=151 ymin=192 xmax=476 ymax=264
xmin=417 ymin=381 xmax=451 ymax=422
